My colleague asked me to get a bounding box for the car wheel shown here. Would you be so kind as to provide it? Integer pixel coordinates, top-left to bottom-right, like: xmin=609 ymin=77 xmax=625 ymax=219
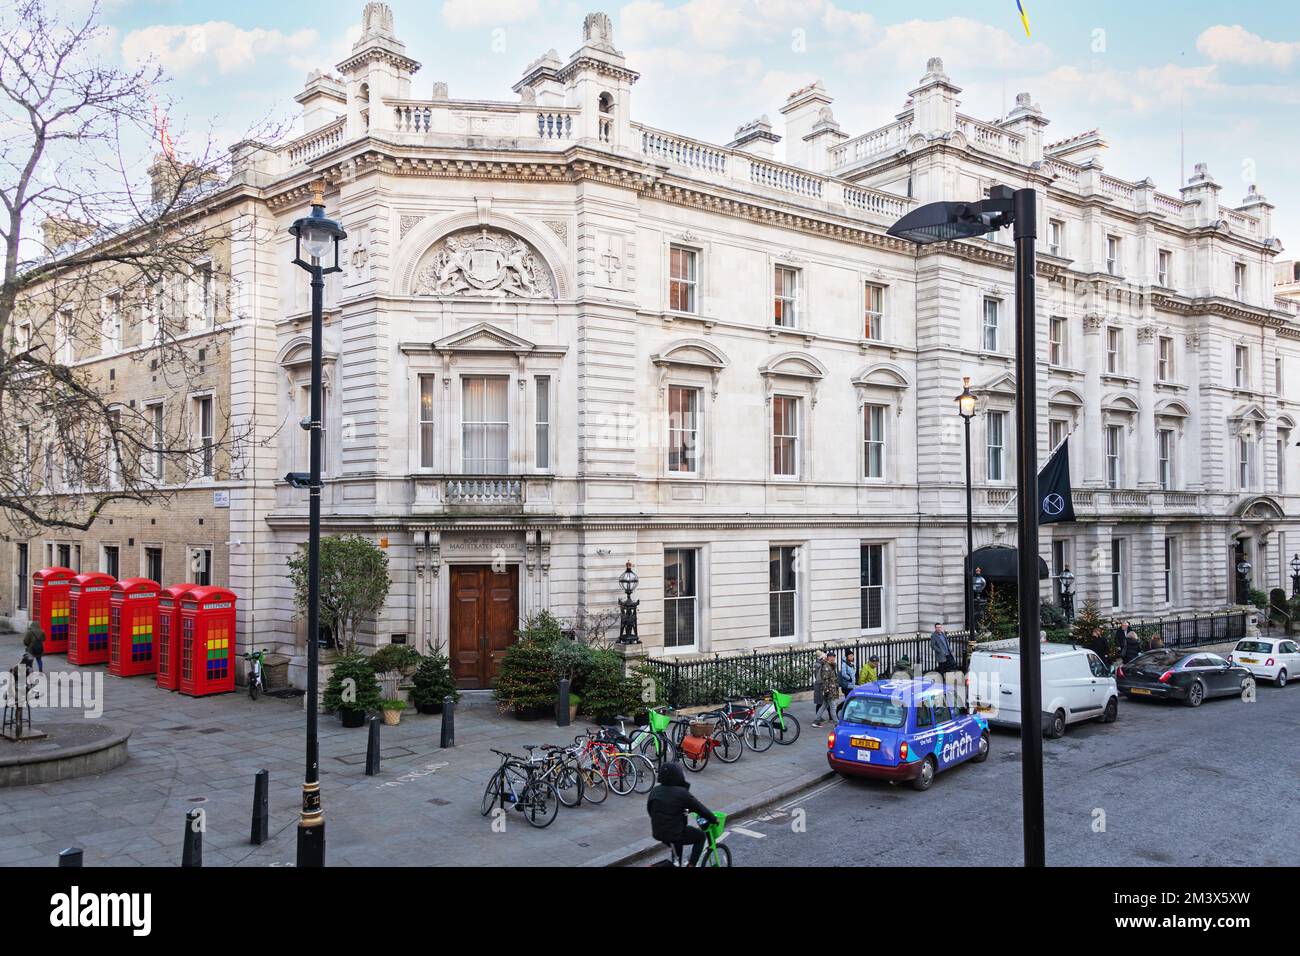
xmin=1047 ymin=709 xmax=1066 ymax=739
xmin=1277 ymin=669 xmax=1288 ymax=688
xmin=1101 ymin=697 xmax=1119 ymax=723
xmin=911 ymin=756 xmax=937 ymax=792
xmin=1185 ymin=680 xmax=1205 ymax=707
xmin=970 ymin=731 xmax=990 ymax=763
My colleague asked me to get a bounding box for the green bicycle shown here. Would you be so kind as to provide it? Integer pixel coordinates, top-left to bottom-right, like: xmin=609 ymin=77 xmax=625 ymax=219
xmin=627 ymin=708 xmax=676 ymax=768
xmin=661 ymin=812 xmax=731 ymax=867
xmin=755 ymin=690 xmax=801 ymax=745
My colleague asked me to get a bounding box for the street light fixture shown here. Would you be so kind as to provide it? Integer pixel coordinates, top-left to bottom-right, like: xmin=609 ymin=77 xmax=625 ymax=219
xmin=288 ymin=181 xmax=346 ymax=868
xmin=1236 ymin=559 xmax=1253 ymax=606
xmin=1291 ymin=553 xmax=1300 ymax=599
xmin=617 ymin=562 xmax=640 ymax=645
xmin=971 ymin=568 xmax=988 ymax=634
xmin=956 ymin=377 xmax=978 ymax=633
xmin=891 ymin=183 xmax=1045 ymax=867
xmin=1059 ymin=567 xmax=1075 ymax=622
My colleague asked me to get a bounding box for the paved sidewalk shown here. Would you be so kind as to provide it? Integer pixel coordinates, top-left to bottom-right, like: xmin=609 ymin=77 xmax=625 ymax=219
xmin=0 ymin=632 xmax=828 ymax=867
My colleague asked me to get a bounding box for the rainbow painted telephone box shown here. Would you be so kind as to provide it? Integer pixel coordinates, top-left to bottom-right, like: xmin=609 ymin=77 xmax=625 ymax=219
xmin=31 ymin=567 xmax=75 ymax=654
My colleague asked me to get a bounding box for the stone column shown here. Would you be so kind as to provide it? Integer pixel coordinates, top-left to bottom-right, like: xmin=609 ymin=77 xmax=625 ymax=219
xmin=1136 ymin=324 xmax=1159 ymax=488
xmin=1081 ymin=313 xmax=1105 ymax=486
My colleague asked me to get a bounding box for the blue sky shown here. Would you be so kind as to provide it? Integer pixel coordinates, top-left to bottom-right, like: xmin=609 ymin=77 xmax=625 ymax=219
xmin=79 ymin=0 xmax=1300 ymax=251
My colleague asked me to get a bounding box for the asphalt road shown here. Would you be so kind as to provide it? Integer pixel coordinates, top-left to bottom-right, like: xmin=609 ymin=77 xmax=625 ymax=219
xmin=725 ymin=682 xmax=1300 ymax=867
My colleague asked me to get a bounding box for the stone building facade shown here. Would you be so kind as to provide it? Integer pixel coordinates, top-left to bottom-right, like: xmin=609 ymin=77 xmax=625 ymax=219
xmin=5 ymin=5 xmax=1297 ymax=689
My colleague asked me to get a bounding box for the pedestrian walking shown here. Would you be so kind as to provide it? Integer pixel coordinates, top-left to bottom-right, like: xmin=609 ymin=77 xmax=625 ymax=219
xmin=23 ymin=622 xmax=45 ymax=674
xmin=858 ymin=654 xmax=880 ymax=685
xmin=839 ymin=650 xmax=856 ymax=693
xmin=930 ymin=623 xmax=954 ymax=675
xmin=1116 ymin=620 xmax=1141 ymax=663
xmin=812 ymin=651 xmax=839 ymax=727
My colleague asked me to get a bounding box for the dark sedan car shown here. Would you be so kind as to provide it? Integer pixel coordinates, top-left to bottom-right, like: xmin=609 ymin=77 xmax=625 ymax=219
xmin=1116 ymin=650 xmax=1253 ymax=707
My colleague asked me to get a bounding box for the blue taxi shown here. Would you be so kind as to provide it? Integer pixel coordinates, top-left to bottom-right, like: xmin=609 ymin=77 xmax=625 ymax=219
xmin=826 ymin=679 xmax=990 ymax=791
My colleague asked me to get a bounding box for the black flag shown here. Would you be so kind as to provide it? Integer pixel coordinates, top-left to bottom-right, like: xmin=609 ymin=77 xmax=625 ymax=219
xmin=1038 ymin=438 xmax=1076 ymax=525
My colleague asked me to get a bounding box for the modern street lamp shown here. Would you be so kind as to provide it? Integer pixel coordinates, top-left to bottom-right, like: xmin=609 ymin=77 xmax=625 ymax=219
xmin=1290 ymin=553 xmax=1300 ymax=599
xmin=1059 ymin=567 xmax=1075 ymax=623
xmin=956 ymin=377 xmax=978 ymax=633
xmin=617 ymin=562 xmax=641 ymax=644
xmin=890 ymin=184 xmax=1045 ymax=867
xmin=1236 ymin=559 xmax=1253 ymax=607
xmin=288 ymin=181 xmax=346 ymax=868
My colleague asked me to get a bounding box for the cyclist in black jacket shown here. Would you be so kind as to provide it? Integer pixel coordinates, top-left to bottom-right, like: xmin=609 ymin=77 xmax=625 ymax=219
xmin=646 ymin=761 xmax=717 ymax=867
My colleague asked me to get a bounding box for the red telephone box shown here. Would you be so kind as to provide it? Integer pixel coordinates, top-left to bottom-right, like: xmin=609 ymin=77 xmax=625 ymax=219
xmin=31 ymin=567 xmax=75 ymax=654
xmin=108 ymin=579 xmax=160 ymax=678
xmin=68 ymin=572 xmax=116 ymax=665
xmin=156 ymin=585 xmax=194 ymax=691
xmin=178 ymin=587 xmax=237 ymax=697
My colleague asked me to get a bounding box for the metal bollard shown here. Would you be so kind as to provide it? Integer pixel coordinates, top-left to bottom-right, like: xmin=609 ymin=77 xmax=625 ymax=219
xmin=182 ymin=808 xmax=203 ymax=867
xmin=440 ymin=695 xmax=455 ymax=748
xmin=556 ymin=677 xmax=571 ymax=728
xmin=58 ymin=847 xmax=83 ymax=868
xmin=365 ymin=716 xmax=382 ymax=776
xmin=250 ymin=770 xmax=269 ymax=845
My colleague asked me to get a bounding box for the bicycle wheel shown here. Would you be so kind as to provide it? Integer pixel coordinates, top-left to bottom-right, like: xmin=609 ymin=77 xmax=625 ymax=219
xmin=522 ymin=779 xmax=559 ymax=829
xmin=770 ymin=712 xmax=801 ymax=745
xmin=553 ymin=761 xmax=583 ymax=808
xmin=634 ymin=730 xmax=670 ymax=766
xmin=744 ymin=718 xmax=775 ymax=752
xmin=480 ymin=768 xmax=505 ymax=817
xmin=701 ymin=841 xmax=732 ymax=867
xmin=249 ymin=678 xmax=260 ymax=701
xmin=604 ymin=754 xmax=638 ymax=795
xmin=682 ymin=742 xmax=709 ymax=773
xmin=712 ymin=729 xmax=744 ymax=764
xmin=581 ymin=767 xmax=609 ymax=805
xmin=629 ymin=754 xmax=656 ymax=793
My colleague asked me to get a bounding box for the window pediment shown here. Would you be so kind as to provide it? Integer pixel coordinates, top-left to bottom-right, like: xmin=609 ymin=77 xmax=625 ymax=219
xmin=1048 ymin=387 xmax=1083 ymax=408
xmin=759 ymin=351 xmax=827 ymax=382
xmin=851 ymin=363 xmax=910 ymax=391
xmin=400 ymin=323 xmax=567 ymax=360
xmin=1155 ymin=398 xmax=1191 ymax=419
xmin=651 ymin=338 xmax=730 ymax=372
xmin=1102 ymin=392 xmax=1139 ymax=414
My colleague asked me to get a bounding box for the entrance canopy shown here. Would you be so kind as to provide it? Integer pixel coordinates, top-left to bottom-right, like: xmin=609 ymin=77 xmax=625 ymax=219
xmin=969 ymin=545 xmax=1049 ymax=582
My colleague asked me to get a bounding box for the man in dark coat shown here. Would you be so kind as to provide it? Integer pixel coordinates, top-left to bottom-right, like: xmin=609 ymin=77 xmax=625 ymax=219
xmin=23 ymin=623 xmax=45 ymax=673
xmin=1089 ymin=631 xmax=1111 ymax=666
xmin=646 ymin=761 xmax=717 ymax=867
xmin=1116 ymin=621 xmax=1142 ymax=662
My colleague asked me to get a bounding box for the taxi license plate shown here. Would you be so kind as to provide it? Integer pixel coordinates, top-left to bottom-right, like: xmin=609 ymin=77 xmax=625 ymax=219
xmin=1240 ymin=658 xmax=1258 ymax=664
xmin=1130 ymin=688 xmax=1152 ymax=696
xmin=975 ymin=705 xmax=995 ymax=714
xmin=850 ymin=737 xmax=880 ymax=750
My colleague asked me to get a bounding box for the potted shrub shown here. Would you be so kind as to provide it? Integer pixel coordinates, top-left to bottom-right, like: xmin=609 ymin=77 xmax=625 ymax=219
xmin=579 ymin=649 xmax=642 ymax=724
xmin=381 ymin=698 xmax=406 ymax=726
xmin=412 ymin=654 xmax=460 ymax=714
xmin=370 ymin=643 xmax=423 ymax=700
xmin=322 ymin=652 xmax=382 ymax=728
xmin=568 ymin=692 xmax=581 ymax=723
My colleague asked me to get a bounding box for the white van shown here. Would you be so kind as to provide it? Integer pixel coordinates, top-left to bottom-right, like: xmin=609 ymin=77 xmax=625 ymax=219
xmin=967 ymin=642 xmax=1119 ymax=738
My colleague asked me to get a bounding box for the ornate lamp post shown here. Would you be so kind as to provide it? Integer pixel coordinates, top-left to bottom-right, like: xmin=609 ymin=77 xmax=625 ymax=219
xmin=971 ymin=568 xmax=988 ymax=636
xmin=288 ymin=181 xmax=346 ymax=868
xmin=1290 ymin=554 xmax=1300 ymax=600
xmin=617 ymin=562 xmax=640 ymax=644
xmin=891 ymin=184 xmax=1046 ymax=867
xmin=1236 ymin=559 xmax=1253 ymax=607
xmin=956 ymin=377 xmax=978 ymax=633
xmin=1059 ymin=567 xmax=1075 ymax=623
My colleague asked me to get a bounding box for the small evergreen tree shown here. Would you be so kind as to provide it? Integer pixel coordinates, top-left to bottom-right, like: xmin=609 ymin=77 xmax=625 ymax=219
xmin=1071 ymin=600 xmax=1109 ymax=657
xmin=322 ymin=651 xmax=382 ymax=717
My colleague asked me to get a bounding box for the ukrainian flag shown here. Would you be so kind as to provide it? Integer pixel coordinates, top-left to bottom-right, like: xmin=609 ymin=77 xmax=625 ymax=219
xmin=1017 ymin=1 xmax=1031 ymax=38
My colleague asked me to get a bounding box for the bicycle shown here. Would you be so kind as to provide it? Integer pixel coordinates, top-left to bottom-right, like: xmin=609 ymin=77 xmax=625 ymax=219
xmin=660 ymin=813 xmax=731 ymax=867
xmin=671 ymin=716 xmax=743 ymax=772
xmin=707 ymin=697 xmax=774 ymax=753
xmin=626 ymin=708 xmax=676 ymax=768
xmin=593 ymin=721 xmax=657 ymax=793
xmin=574 ymin=730 xmax=644 ymax=796
xmin=480 ymin=748 xmax=559 ymax=828
xmin=243 ymin=649 xmax=267 ymax=700
xmin=526 ymin=745 xmax=584 ymax=809
xmin=754 ymin=690 xmax=801 ymax=745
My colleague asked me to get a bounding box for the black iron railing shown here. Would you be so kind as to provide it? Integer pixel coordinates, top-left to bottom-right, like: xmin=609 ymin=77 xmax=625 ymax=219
xmin=1126 ymin=610 xmax=1248 ymax=651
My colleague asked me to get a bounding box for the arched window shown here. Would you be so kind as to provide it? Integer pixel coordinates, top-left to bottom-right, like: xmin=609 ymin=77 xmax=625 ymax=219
xmin=597 ymin=92 xmax=614 ymax=142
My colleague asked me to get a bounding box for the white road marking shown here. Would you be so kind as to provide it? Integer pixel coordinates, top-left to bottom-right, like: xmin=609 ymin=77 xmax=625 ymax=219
xmin=776 ymin=777 xmax=844 ymax=813
xmin=731 ymin=826 xmax=767 ymax=839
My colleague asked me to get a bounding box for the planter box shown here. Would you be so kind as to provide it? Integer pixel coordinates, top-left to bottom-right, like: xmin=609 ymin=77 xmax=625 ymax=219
xmin=513 ymin=704 xmax=550 ymax=721
xmin=340 ymin=709 xmax=366 ymax=728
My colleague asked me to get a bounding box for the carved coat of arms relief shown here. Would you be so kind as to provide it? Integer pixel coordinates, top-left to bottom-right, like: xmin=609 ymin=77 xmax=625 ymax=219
xmin=413 ymin=228 xmax=555 ymax=299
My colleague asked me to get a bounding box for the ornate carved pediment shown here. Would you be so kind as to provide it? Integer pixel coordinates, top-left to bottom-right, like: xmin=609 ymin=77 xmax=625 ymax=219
xmin=412 ymin=227 xmax=555 ymax=299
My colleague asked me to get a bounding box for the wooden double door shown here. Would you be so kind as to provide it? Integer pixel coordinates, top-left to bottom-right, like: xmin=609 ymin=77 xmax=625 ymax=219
xmin=449 ymin=565 xmax=520 ymax=689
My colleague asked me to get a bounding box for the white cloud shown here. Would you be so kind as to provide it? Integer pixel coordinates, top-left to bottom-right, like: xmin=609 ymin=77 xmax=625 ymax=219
xmin=847 ymin=17 xmax=1053 ymax=75
xmin=1033 ymin=63 xmax=1222 ymax=115
xmin=440 ymin=0 xmax=541 ymax=30
xmin=1197 ymin=24 xmax=1299 ymax=70
xmin=121 ymin=22 xmax=319 ymax=76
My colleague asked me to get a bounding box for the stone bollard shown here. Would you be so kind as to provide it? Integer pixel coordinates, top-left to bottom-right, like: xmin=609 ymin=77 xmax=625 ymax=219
xmin=556 ymin=678 xmax=571 ymax=728
xmin=365 ymin=716 xmax=382 ymax=776
xmin=58 ymin=847 xmax=83 ymax=868
xmin=182 ymin=808 xmax=203 ymax=867
xmin=250 ymin=770 xmax=269 ymax=845
xmin=440 ymin=695 xmax=455 ymax=748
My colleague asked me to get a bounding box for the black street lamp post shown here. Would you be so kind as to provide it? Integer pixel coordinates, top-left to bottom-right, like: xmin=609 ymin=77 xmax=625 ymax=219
xmin=1236 ymin=559 xmax=1253 ymax=607
xmin=971 ymin=568 xmax=988 ymax=635
xmin=890 ymin=184 xmax=1045 ymax=867
xmin=1059 ymin=567 xmax=1075 ymax=623
xmin=956 ymin=378 xmax=977 ymax=633
xmin=617 ymin=562 xmax=640 ymax=644
xmin=1290 ymin=554 xmax=1300 ymax=599
xmin=288 ymin=181 xmax=346 ymax=868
